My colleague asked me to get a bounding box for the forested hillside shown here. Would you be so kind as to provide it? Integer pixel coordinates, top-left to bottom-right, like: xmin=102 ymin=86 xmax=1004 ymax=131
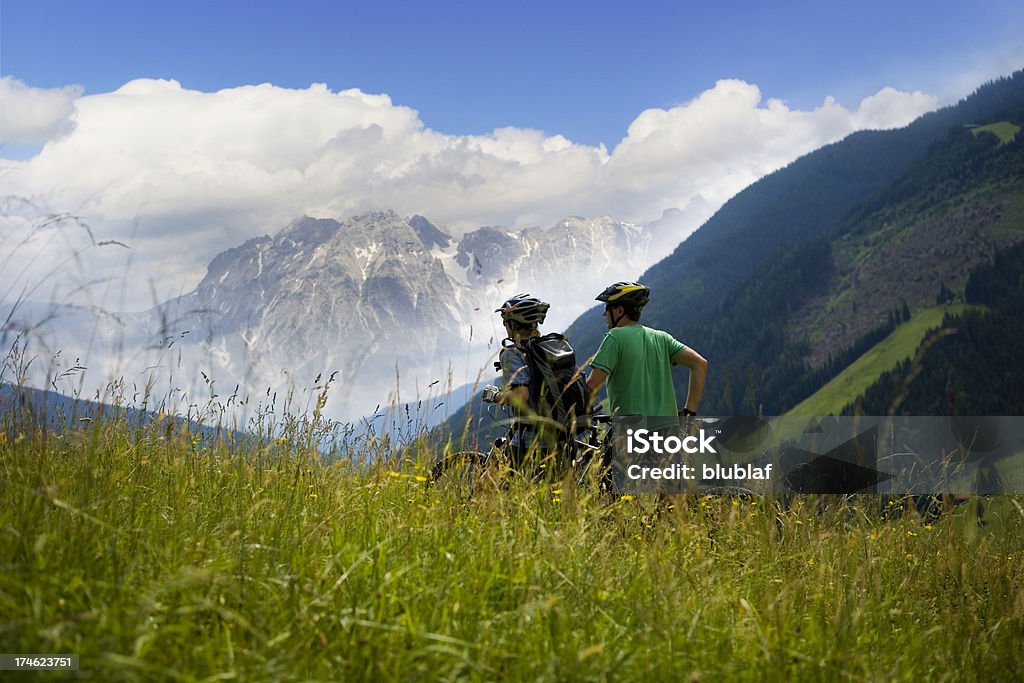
xmin=691 ymin=96 xmax=1023 ymax=415
xmin=847 ymin=241 xmax=1024 ymax=415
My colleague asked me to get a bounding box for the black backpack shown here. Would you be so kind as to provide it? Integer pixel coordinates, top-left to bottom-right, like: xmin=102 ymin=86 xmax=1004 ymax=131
xmin=522 ymin=333 xmax=592 ymax=436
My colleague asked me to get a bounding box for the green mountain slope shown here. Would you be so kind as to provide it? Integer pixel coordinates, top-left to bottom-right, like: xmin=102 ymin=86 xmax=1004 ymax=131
xmin=787 ymin=304 xmax=982 ymax=416
xmin=847 ymin=242 xmax=1024 ymax=416
xmin=972 ymin=121 xmax=1020 ymax=145
xmin=790 ymin=144 xmax=1024 ymax=367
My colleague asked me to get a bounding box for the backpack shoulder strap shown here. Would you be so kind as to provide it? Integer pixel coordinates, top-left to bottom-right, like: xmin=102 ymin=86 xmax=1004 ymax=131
xmin=521 ymin=337 xmax=545 ymax=412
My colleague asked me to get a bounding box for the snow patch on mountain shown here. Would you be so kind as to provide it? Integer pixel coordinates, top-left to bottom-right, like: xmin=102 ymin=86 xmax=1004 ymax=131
xmin=9 ymin=207 xmax=702 ymax=423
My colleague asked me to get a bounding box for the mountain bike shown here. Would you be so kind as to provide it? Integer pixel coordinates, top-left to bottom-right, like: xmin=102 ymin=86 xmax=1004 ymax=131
xmin=430 ymin=406 xmax=753 ymax=496
xmin=429 ymin=403 xmax=612 ymax=493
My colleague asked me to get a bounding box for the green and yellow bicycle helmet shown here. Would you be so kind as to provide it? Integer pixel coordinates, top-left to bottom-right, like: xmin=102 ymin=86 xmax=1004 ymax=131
xmin=595 ymin=281 xmax=650 ymax=308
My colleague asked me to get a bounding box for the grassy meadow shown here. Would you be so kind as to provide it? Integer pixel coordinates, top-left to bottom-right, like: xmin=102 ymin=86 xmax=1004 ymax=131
xmin=2 ymin=394 xmax=1023 ymax=682
xmin=788 ymin=304 xmax=980 ymax=417
xmin=970 ymin=121 xmax=1021 ymax=146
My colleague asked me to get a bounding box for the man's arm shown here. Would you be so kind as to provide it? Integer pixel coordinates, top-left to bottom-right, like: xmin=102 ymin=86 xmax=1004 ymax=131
xmin=672 ymin=347 xmax=708 ymax=414
xmin=498 ymin=384 xmax=530 ymax=411
xmin=586 ymin=367 xmax=608 ymax=411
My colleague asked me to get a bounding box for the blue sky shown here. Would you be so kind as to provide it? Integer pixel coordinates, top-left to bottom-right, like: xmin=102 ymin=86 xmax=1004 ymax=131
xmin=4 ymin=0 xmax=1022 ymax=147
xmin=1 ymin=0 xmax=1023 ymax=313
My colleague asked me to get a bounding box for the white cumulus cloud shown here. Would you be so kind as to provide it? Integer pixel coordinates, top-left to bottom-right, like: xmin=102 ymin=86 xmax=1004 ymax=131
xmin=0 ymin=77 xmax=83 ymax=145
xmin=852 ymin=86 xmax=940 ymax=129
xmin=1 ymin=77 xmax=939 ymax=311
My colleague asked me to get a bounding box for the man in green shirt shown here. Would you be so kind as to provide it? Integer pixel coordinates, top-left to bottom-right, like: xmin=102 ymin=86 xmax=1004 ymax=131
xmin=586 ymin=281 xmax=707 ymax=418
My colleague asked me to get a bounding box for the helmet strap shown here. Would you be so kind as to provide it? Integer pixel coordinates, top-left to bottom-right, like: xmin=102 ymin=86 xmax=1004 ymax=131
xmin=608 ymin=305 xmax=625 ymax=328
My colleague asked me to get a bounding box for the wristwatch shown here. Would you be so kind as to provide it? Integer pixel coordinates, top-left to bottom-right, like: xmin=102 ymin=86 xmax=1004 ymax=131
xmin=681 ymin=408 xmax=697 ymax=417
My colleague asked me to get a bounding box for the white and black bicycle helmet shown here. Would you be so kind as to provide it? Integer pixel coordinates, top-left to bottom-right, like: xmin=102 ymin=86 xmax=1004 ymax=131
xmin=495 ymin=293 xmax=550 ymax=326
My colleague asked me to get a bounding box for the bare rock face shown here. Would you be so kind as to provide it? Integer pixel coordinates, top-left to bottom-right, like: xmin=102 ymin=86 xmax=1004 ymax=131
xmin=151 ymin=211 xmax=465 ymax=403
xmin=17 ymin=209 xmax=681 ymax=420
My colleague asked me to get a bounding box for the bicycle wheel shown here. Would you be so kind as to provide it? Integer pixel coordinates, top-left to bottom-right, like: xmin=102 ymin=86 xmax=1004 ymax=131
xmin=569 ymin=441 xmax=605 ymax=488
xmin=430 ymin=450 xmax=493 ymax=494
xmin=694 ymin=484 xmax=756 ymax=497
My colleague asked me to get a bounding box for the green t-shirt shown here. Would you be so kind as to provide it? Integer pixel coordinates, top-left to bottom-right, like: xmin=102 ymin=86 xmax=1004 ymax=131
xmin=590 ymin=325 xmax=686 ymax=417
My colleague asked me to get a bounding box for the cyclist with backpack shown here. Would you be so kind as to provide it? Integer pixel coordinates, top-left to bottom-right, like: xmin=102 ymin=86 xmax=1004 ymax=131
xmin=586 ymin=281 xmax=707 ymax=419
xmin=482 ymin=294 xmax=558 ymax=466
xmin=482 ymin=293 xmax=593 ymax=467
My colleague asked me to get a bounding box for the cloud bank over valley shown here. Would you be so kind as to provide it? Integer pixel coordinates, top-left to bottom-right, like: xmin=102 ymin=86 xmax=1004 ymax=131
xmin=1 ymin=75 xmax=939 ymax=312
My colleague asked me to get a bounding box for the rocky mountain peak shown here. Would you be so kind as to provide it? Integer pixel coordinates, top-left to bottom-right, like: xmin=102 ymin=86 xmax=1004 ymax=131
xmin=276 ymin=216 xmax=342 ymax=248
xmin=410 ymin=215 xmax=452 ymax=250
xmin=33 ymin=208 xmax=680 ymax=422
